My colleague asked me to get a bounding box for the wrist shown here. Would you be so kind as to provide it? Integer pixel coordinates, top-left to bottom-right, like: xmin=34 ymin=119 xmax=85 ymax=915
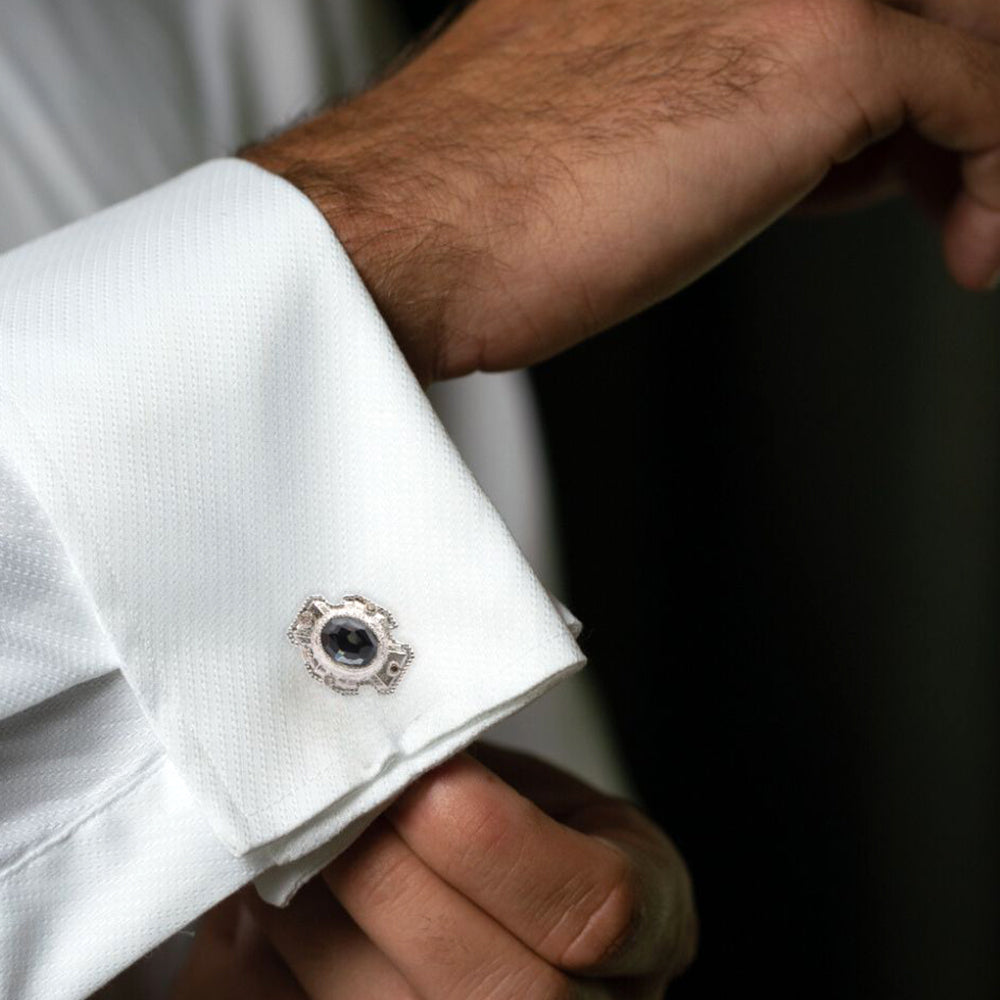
xmin=241 ymin=95 xmax=495 ymax=384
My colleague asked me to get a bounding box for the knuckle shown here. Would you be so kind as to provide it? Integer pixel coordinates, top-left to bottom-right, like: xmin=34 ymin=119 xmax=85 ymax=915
xmin=455 ymin=781 xmax=525 ymax=855
xmin=452 ymin=790 xmax=534 ymax=887
xmin=522 ymin=965 xmax=575 ymax=1000
xmin=461 ymin=954 xmax=571 ymax=1000
xmin=340 ymin=836 xmax=419 ymax=910
xmin=406 ymin=757 xmax=497 ymax=833
xmin=556 ymin=847 xmax=640 ymax=971
xmin=401 ymin=755 xmax=534 ymax=888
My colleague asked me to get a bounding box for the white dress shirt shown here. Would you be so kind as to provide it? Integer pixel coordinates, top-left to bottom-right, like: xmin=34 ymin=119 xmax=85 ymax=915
xmin=0 ymin=3 xmax=627 ymax=997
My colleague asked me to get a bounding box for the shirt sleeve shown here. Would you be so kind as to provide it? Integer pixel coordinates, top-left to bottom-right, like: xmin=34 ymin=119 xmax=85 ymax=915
xmin=0 ymin=158 xmax=584 ymax=999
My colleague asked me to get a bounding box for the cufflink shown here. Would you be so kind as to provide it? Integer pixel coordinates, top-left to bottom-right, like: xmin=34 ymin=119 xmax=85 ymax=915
xmin=287 ymin=595 xmax=412 ymax=695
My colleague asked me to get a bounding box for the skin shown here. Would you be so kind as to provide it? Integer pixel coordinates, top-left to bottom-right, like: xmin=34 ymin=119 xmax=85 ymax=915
xmin=174 ymin=746 xmax=695 ymax=999
xmin=178 ymin=0 xmax=1000 ymax=994
xmin=244 ymin=0 xmax=1000 ymax=384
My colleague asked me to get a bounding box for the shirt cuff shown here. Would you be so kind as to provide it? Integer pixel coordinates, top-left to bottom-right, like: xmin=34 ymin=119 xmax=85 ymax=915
xmin=0 ymin=158 xmax=584 ymax=864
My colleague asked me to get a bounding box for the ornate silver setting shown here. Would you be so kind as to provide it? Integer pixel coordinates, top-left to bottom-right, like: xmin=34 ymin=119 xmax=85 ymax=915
xmin=287 ymin=594 xmax=412 ymax=695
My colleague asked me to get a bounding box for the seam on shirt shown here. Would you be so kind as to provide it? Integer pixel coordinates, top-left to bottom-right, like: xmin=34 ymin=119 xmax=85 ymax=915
xmin=0 ymin=753 xmax=167 ymax=884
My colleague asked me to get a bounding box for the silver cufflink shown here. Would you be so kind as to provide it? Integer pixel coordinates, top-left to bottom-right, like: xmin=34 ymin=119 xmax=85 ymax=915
xmin=287 ymin=594 xmax=412 ymax=695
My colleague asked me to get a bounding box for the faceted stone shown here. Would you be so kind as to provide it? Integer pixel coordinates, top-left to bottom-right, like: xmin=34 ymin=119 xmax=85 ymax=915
xmin=321 ymin=617 xmax=378 ymax=667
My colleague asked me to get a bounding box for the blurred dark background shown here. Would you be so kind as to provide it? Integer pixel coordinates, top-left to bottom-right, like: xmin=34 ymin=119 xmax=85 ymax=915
xmin=534 ymin=204 xmax=1000 ymax=999
xmin=405 ymin=5 xmax=1000 ymax=996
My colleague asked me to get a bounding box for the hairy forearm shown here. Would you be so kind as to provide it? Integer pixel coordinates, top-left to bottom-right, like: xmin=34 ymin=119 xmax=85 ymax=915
xmin=242 ymin=92 xmax=494 ymax=383
xmin=244 ymin=0 xmax=1000 ymax=383
xmin=239 ymin=61 xmax=640 ymax=384
xmin=240 ymin=0 xmax=785 ymax=383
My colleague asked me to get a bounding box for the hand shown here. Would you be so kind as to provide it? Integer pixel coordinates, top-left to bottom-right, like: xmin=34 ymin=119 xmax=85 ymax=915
xmin=242 ymin=0 xmax=1000 ymax=382
xmin=801 ymin=0 xmax=1000 ymax=219
xmin=174 ymin=746 xmax=696 ymax=999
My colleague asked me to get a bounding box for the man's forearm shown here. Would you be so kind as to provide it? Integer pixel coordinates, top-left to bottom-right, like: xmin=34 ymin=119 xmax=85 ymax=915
xmin=242 ymin=93 xmax=491 ymax=384
xmin=244 ymin=0 xmax=1000 ymax=384
xmin=241 ymin=0 xmax=786 ymax=383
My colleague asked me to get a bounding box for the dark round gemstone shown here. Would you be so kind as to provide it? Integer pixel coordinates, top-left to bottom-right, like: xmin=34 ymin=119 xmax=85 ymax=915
xmin=320 ymin=617 xmax=378 ymax=668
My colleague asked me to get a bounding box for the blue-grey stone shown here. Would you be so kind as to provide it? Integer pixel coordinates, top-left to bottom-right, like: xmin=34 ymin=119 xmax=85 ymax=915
xmin=321 ymin=617 xmax=378 ymax=667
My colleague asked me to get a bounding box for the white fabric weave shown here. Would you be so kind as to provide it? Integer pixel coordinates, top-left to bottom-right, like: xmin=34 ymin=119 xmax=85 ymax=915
xmin=0 ymin=4 xmax=625 ymax=997
xmin=0 ymin=156 xmax=583 ymax=997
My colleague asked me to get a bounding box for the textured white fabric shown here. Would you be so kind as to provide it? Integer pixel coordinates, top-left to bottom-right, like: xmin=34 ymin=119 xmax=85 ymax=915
xmin=0 ymin=155 xmax=584 ymax=997
xmin=0 ymin=676 xmax=258 ymax=1000
xmin=0 ymin=447 xmax=118 ymax=717
xmin=0 ymin=3 xmax=627 ymax=997
xmin=0 ymin=153 xmax=584 ymax=846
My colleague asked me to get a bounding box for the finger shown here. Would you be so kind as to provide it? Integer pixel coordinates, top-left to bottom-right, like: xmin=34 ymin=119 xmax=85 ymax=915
xmin=875 ymin=4 xmax=1000 ymax=287
xmin=323 ymin=818 xmax=586 ymax=1000
xmin=469 ymin=744 xmax=682 ymax=854
xmin=474 ymin=743 xmax=699 ymax=984
xmin=388 ymin=752 xmax=692 ymax=979
xmin=468 ymin=743 xmax=621 ymax=822
xmin=944 ymin=152 xmax=1000 ymax=288
xmin=171 ymin=890 xmax=306 ymax=1000
xmin=248 ymin=877 xmax=414 ymax=1000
